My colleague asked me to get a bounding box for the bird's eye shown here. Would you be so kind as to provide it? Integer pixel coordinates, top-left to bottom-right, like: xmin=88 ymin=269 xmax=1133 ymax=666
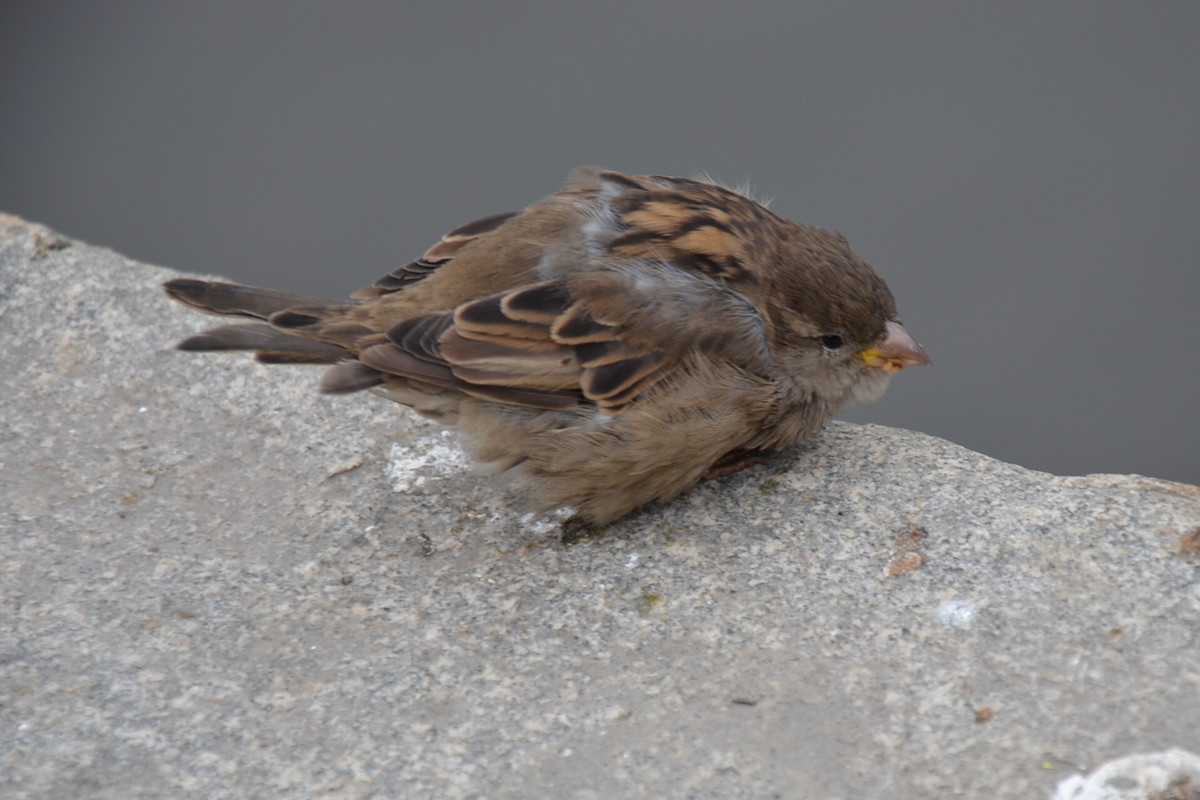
xmin=820 ymin=334 xmax=844 ymax=350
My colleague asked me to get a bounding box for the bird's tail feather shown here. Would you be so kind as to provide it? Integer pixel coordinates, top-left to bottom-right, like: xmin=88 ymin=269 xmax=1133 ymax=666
xmin=175 ymin=322 xmax=349 ymax=364
xmin=162 ymin=278 xmax=342 ymax=320
xmin=164 ymin=278 xmax=374 ymax=373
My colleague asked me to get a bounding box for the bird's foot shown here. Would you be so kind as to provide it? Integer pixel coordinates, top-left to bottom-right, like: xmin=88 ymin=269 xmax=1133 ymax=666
xmin=701 ymin=448 xmax=762 ymax=480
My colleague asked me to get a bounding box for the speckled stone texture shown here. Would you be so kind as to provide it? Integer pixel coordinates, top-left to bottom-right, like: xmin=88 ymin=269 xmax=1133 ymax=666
xmin=3 ymin=214 xmax=1198 ymax=799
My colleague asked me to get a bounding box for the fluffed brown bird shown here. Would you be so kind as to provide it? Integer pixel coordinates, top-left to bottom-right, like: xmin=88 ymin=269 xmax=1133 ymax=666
xmin=164 ymin=167 xmax=929 ymax=527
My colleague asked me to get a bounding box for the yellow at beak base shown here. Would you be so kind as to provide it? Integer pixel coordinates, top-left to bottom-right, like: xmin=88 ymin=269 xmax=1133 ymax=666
xmin=859 ymin=349 xmax=908 ymax=373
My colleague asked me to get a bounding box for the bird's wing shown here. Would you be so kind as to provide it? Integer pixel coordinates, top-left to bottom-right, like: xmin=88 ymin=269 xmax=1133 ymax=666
xmin=358 ymin=262 xmax=774 ymax=413
xmin=351 ymin=211 xmax=519 ymax=299
xmin=288 ymin=169 xmax=788 ymax=402
xmin=351 ymin=168 xmax=780 ymax=300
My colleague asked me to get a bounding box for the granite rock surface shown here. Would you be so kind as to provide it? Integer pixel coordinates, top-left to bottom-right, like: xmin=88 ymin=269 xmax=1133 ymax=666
xmin=2 ymin=215 xmax=1198 ymax=799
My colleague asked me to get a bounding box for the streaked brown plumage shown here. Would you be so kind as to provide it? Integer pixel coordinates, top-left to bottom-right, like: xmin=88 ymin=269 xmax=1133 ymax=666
xmin=164 ymin=167 xmax=929 ymax=528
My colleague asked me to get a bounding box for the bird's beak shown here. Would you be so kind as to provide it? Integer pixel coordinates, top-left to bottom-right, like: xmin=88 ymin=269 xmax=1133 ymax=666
xmin=859 ymin=321 xmax=931 ymax=373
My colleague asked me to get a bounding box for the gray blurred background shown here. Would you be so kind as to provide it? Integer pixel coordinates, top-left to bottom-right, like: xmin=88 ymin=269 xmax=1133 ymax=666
xmin=3 ymin=2 xmax=1197 ymax=485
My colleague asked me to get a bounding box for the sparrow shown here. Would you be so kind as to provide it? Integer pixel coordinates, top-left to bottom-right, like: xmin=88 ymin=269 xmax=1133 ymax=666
xmin=163 ymin=167 xmax=929 ymax=530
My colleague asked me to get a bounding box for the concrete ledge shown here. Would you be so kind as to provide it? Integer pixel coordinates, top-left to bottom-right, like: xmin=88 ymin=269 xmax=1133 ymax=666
xmin=3 ymin=214 xmax=1198 ymax=798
